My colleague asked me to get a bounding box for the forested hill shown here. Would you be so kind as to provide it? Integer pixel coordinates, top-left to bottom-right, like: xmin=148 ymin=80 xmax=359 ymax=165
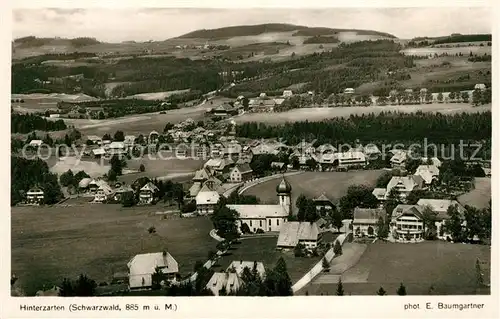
xmin=176 ymin=23 xmax=396 ymax=39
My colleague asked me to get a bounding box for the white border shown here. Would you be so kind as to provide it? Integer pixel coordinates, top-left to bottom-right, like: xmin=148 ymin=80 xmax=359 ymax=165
xmin=2 ymin=1 xmax=498 ymax=318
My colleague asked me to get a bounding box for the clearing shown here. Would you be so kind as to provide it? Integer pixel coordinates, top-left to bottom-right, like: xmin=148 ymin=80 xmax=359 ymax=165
xmin=301 ymin=241 xmax=491 ymax=295
xmin=11 ymin=205 xmax=216 ymax=296
xmin=243 ymin=170 xmax=384 ymax=208
xmin=233 ymin=103 xmax=491 ymax=124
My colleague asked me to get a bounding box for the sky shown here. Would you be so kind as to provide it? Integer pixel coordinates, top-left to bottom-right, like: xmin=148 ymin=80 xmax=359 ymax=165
xmin=12 ymin=7 xmax=492 ymax=42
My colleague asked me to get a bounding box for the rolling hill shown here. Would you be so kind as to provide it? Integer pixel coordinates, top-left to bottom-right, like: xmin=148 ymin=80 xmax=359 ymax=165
xmin=176 ymin=23 xmax=397 ymax=39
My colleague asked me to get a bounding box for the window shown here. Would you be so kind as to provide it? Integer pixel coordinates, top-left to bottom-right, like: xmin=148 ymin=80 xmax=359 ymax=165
xmin=250 ymin=220 xmax=252 ymax=227
xmin=277 ymin=219 xmax=279 ymax=226
xmin=260 ymin=220 xmax=262 ymax=227
xmin=269 ymin=219 xmax=271 ymax=226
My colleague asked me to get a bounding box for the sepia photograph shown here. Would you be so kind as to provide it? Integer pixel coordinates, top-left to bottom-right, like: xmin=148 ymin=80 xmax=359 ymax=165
xmin=3 ymin=1 xmax=497 ymax=317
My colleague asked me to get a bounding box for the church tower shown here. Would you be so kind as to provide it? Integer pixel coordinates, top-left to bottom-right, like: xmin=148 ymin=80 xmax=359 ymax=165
xmin=276 ymin=176 xmax=292 ymax=214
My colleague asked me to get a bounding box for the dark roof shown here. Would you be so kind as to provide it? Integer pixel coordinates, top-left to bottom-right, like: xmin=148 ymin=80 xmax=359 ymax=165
xmin=276 ymin=176 xmax=292 ymax=194
xmin=235 ymin=164 xmax=253 ymax=174
xmin=353 ymin=207 xmax=385 ymax=223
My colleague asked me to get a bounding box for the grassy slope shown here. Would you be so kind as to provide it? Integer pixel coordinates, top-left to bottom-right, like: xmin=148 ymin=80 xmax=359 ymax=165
xmin=11 ymin=204 xmax=216 ymax=296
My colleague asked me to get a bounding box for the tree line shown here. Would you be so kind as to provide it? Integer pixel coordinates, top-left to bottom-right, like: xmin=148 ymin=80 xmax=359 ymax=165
xmin=11 ymin=113 xmax=67 ymax=134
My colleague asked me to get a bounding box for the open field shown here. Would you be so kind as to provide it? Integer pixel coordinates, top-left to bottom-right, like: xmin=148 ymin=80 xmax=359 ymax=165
xmin=401 ymin=46 xmax=491 ymax=56
xmin=58 ymin=97 xmax=232 ymax=136
xmin=125 ymin=89 xmax=191 ymax=100
xmin=458 ymin=177 xmax=491 ymax=209
xmin=301 ymin=241 xmax=491 ymax=295
xmin=119 ymin=157 xmax=204 ymax=184
xmin=11 ymin=205 xmax=216 ymax=296
xmin=213 ymin=237 xmax=320 ymax=284
xmin=233 ymin=103 xmax=491 ymax=124
xmin=243 ymin=170 xmax=383 ymax=208
xmin=11 ymin=93 xmax=97 ymax=113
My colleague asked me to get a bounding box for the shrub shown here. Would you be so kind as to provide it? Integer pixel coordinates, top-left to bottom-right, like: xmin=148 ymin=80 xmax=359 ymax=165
xmin=256 ymin=228 xmax=265 ymax=234
xmin=139 ymin=164 xmax=145 ymax=172
xmin=148 ymin=226 xmax=156 ymax=234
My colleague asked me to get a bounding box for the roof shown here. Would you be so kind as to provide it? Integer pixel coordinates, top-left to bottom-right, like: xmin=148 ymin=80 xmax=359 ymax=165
xmin=203 ymin=176 xmax=223 ymax=189
xmin=204 ymin=158 xmax=223 ymax=168
xmin=227 ymin=261 xmax=266 ymax=279
xmin=390 ymin=151 xmax=407 ymax=164
xmin=391 ymin=204 xmax=424 ymax=221
xmin=78 ymin=177 xmax=92 ymax=188
xmin=87 ymin=135 xmax=101 ymax=141
xmin=233 ymin=164 xmax=253 ymax=174
xmin=386 ymin=175 xmax=424 ymax=194
xmin=353 ymin=207 xmax=385 ymax=224
xmin=92 ymin=148 xmax=106 ymax=155
xmin=193 ymin=168 xmax=210 ymax=181
xmin=140 ymin=182 xmax=159 ymax=192
xmin=421 ymin=157 xmax=442 ymax=167
xmin=277 ymin=222 xmax=320 ymax=247
xmin=317 ymin=144 xmax=337 ymax=154
xmin=271 ymin=162 xmax=285 ymax=168
xmin=416 ymin=199 xmax=466 ymax=219
xmin=115 ymin=185 xmax=134 ymax=194
xmin=227 ymin=204 xmax=288 ymax=219
xmin=29 ymin=140 xmax=43 ymax=146
xmin=27 ymin=186 xmax=44 ymax=194
xmin=97 ymin=183 xmax=114 ymax=195
xmin=364 ymin=144 xmax=381 ymax=155
xmin=109 ymin=141 xmax=126 ymax=149
xmin=189 ymin=182 xmax=202 ymax=197
xmin=127 ymin=252 xmax=179 ymax=289
xmin=415 ymin=165 xmax=440 ymax=184
xmin=313 ymin=193 xmax=334 ymax=204
xmin=372 ymin=188 xmax=387 ymax=199
xmin=206 ymin=272 xmax=243 ymax=296
xmin=196 ymin=187 xmax=220 ymax=205
xmin=337 ymin=151 xmax=366 ymax=161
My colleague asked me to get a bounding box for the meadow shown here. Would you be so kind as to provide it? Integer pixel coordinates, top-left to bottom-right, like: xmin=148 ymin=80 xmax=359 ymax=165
xmin=11 ymin=204 xmax=216 ymax=296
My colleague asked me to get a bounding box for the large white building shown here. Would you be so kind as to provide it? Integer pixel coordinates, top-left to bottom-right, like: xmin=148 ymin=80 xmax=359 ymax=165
xmin=228 ymin=177 xmax=293 ymax=233
xmin=127 ymin=251 xmax=179 ymax=290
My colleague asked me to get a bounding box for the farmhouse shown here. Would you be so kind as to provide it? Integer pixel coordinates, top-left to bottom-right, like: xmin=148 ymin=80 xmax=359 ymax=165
xmin=313 ymin=193 xmax=335 ymax=215
xmin=344 ymin=88 xmax=355 ymax=94
xmin=193 ymin=168 xmax=211 ymax=183
xmin=78 ymin=178 xmax=92 ymax=191
xmin=92 ymin=148 xmax=106 ymax=158
xmin=113 ymin=185 xmax=134 ymax=202
xmin=196 ymin=184 xmax=220 ymax=215
xmin=229 ymin=164 xmax=254 ymax=183
xmin=390 ymin=204 xmax=425 ymax=242
xmin=94 ymin=183 xmax=114 ymax=203
xmin=352 ymin=207 xmax=385 ymax=238
xmin=26 ymin=186 xmax=44 ymax=205
xmin=88 ymin=179 xmax=108 ymax=194
xmin=188 ymin=182 xmax=202 ymax=198
xmin=139 ymin=182 xmax=159 ymax=205
xmin=107 ymin=141 xmax=127 ymax=155
xmin=277 ymin=221 xmax=321 ymax=250
xmin=228 ymin=177 xmax=292 ymax=233
xmin=385 ymin=175 xmax=424 ymax=199
xmin=86 ymin=135 xmax=102 ymax=145
xmin=127 ymin=251 xmax=179 ymax=290
xmin=417 ymin=199 xmax=466 ymax=240
xmin=283 ymin=90 xmax=293 ymax=97
xmin=206 ymin=272 xmax=242 ymax=296
xmin=414 ymin=165 xmax=440 ymax=185
xmin=372 ymin=188 xmax=387 ymax=201
xmin=390 ymin=150 xmax=407 ymax=168
xmin=336 ymin=151 xmax=367 ymax=168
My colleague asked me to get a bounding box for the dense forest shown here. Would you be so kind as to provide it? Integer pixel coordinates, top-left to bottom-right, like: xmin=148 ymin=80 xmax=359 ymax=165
xmin=236 ymin=111 xmax=492 ymax=149
xmin=11 ymin=113 xmax=67 ymax=134
xmin=13 ymin=36 xmax=100 ymax=48
xmin=433 ymin=34 xmax=492 ymax=45
xmin=303 ymin=36 xmax=340 ymax=44
xmin=11 ymin=156 xmax=63 ymax=205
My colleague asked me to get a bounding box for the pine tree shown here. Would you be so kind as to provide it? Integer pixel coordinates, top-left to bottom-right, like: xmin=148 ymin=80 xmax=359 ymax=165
xmin=336 ymin=278 xmax=344 ymax=296
xmin=397 ymin=283 xmax=407 ymax=295
xmin=376 ymin=286 xmax=387 ymax=295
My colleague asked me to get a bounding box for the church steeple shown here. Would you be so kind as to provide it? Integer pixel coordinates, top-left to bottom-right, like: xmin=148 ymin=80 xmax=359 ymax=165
xmin=276 ymin=175 xmax=292 ymax=214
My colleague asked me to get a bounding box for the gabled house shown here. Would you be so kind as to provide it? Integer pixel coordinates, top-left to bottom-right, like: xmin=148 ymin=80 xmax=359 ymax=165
xmin=372 ymin=188 xmax=387 ymax=201
xmin=193 ymin=168 xmax=211 ymax=183
xmin=88 ymin=179 xmax=108 ymax=194
xmin=195 ymin=184 xmax=220 ymax=215
xmin=127 ymin=251 xmax=179 ymax=290
xmin=139 ymin=182 xmax=159 ymax=205
xmin=206 ymin=272 xmax=242 ymax=296
xmin=283 ymin=90 xmax=293 ymax=97
xmin=94 ymin=183 xmax=114 ymax=203
xmin=352 ymin=207 xmax=385 ymax=237
xmin=416 ymin=199 xmax=466 ymax=240
xmin=474 ymin=83 xmax=486 ymax=91
xmin=414 ymin=165 xmax=440 ymax=185
xmin=189 ymin=182 xmax=202 ymax=198
xmin=114 ymin=185 xmax=134 ymax=202
xmin=26 ymin=186 xmax=44 ymax=205
xmin=336 ymin=151 xmax=366 ymax=168
xmin=108 ymin=141 xmax=127 ymax=155
xmin=277 ymin=221 xmax=321 ymax=249
xmin=385 ymin=175 xmax=424 ymax=199
xmin=390 ymin=150 xmax=407 ymax=168
xmin=29 ymin=140 xmax=43 ymax=148
xmin=344 ymin=88 xmax=355 ymax=94
xmin=229 ymin=164 xmax=254 ymax=183
xmin=313 ymin=193 xmax=335 ymax=215
xmin=390 ymin=205 xmax=425 ymax=242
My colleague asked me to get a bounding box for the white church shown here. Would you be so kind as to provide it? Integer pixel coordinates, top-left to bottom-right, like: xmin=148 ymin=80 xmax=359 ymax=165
xmin=227 ymin=177 xmax=292 ymax=233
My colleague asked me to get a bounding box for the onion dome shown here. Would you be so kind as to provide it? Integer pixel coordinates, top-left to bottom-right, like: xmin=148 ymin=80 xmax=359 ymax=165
xmin=276 ymin=177 xmax=292 ymax=194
